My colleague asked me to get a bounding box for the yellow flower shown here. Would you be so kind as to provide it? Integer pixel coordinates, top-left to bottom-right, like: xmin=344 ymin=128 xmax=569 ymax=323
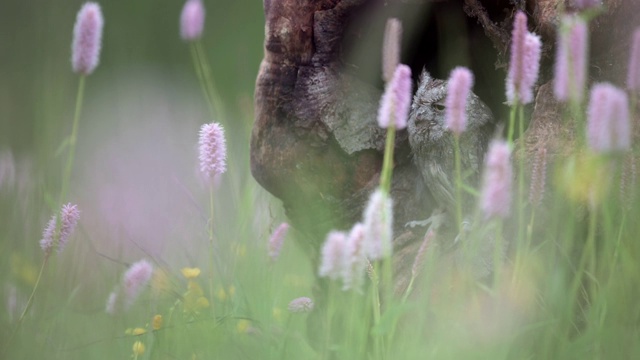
xmin=227 ymin=286 xmax=236 ymax=297
xmin=152 ymin=315 xmax=163 ymax=330
xmin=132 ymin=327 xmax=146 ymax=336
xmin=132 ymin=341 xmax=145 ymax=356
xmin=236 ymin=319 xmax=251 ymax=334
xmin=232 ymin=244 xmax=246 ymax=257
xmin=187 ymin=280 xmax=204 ymax=297
xmin=181 ymin=267 xmax=201 ymax=279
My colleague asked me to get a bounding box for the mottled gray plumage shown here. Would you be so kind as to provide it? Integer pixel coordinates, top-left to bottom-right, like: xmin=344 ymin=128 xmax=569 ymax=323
xmin=408 ymin=70 xmax=495 ymax=224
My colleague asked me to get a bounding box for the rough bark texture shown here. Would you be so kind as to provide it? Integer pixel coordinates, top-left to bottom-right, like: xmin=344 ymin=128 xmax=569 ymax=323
xmin=251 ymin=0 xmax=640 ymax=298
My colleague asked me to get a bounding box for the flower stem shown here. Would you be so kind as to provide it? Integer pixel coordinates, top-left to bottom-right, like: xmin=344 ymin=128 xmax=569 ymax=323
xmin=380 ymin=125 xmax=396 ymax=194
xmin=59 ymin=75 xmax=85 ymax=207
xmin=454 ymin=135 xmax=464 ymax=241
xmin=4 ymin=255 xmax=50 ymax=355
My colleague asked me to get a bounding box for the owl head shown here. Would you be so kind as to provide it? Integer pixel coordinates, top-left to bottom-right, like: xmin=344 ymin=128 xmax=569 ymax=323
xmin=408 ymin=69 xmax=493 ymax=147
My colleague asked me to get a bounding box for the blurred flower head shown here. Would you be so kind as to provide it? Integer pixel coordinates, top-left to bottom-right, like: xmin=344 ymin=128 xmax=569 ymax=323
xmin=554 ymin=15 xmax=588 ymax=103
xmin=378 ymin=64 xmax=412 ymax=130
xmin=586 ymin=83 xmax=630 ymax=153
xmin=180 ymin=0 xmax=206 ymax=41
xmin=480 ymin=141 xmax=513 ymax=219
xmin=71 ymin=2 xmax=104 ymax=75
xmin=123 ymin=259 xmax=154 ymax=308
xmin=199 ymin=122 xmax=227 ymax=180
xmin=287 ymin=297 xmax=314 ymax=313
xmin=40 ymin=203 xmax=81 ymax=255
xmin=362 ymin=189 xmax=393 ymax=260
xmin=268 ymin=222 xmax=289 ymax=263
xmin=506 ymin=11 xmax=542 ymax=105
xmin=445 ymin=67 xmax=474 ymax=135
xmin=382 ymin=18 xmax=402 ymax=83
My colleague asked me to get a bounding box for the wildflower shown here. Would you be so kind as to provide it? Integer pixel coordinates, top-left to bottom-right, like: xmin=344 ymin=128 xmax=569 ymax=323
xmin=319 ymin=231 xmax=347 ymax=279
xmin=362 ymin=189 xmax=393 ymax=260
xmin=71 ymin=3 xmax=104 ymax=75
xmin=411 ymin=229 xmax=435 ymax=278
xmin=123 ymin=259 xmax=154 ymax=308
xmin=287 ymin=297 xmax=314 ymax=313
xmin=236 ymin=319 xmax=251 ymax=333
xmin=506 ymin=12 xmax=542 ymax=105
xmin=152 ymin=314 xmax=163 ymax=330
xmin=181 ymin=267 xmax=201 ymax=279
xmin=480 ymin=141 xmax=513 ymax=219
xmin=382 ymin=18 xmax=402 ymax=83
xmin=529 ymin=147 xmax=548 ymax=207
xmin=180 ymin=0 xmax=205 ymax=41
xmin=554 ymin=15 xmax=588 ymax=103
xmin=268 ymin=222 xmax=289 ymax=263
xmin=40 ymin=203 xmax=80 ymax=254
xmin=198 ymin=122 xmax=227 ymax=180
xmin=132 ymin=341 xmax=145 ymax=356
xmin=627 ymin=27 xmax=640 ymax=92
xmin=132 ymin=328 xmax=146 ymax=336
xmin=445 ymin=67 xmax=474 ymax=135
xmin=586 ymin=83 xmax=630 ymax=153
xmin=378 ymin=64 xmax=412 ymax=130
xmin=341 ymin=223 xmax=366 ymax=291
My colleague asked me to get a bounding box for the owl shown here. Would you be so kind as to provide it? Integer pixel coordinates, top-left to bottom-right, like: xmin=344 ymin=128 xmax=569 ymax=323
xmin=407 ymin=70 xmax=496 ymax=231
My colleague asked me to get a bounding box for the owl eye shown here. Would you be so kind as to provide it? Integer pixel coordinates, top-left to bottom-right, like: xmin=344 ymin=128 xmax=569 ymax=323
xmin=434 ymin=104 xmax=446 ymax=111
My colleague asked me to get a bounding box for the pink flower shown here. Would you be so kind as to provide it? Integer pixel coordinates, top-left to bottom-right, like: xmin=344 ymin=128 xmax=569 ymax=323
xmin=627 ymin=27 xmax=640 ymax=92
xmin=123 ymin=259 xmax=153 ymax=308
xmin=198 ymin=123 xmax=227 ymax=180
xmin=268 ymin=222 xmax=289 ymax=262
xmin=378 ymin=64 xmax=412 ymax=130
xmin=71 ymin=2 xmax=104 ymax=75
xmin=40 ymin=203 xmax=81 ymax=254
xmin=362 ymin=189 xmax=393 ymax=260
xmin=480 ymin=141 xmax=513 ymax=219
xmin=445 ymin=67 xmax=474 ymax=135
xmin=180 ymin=0 xmax=205 ymax=41
xmin=287 ymin=297 xmax=314 ymax=313
xmin=382 ymin=18 xmax=402 ymax=83
xmin=586 ymin=83 xmax=630 ymax=153
xmin=319 ymin=231 xmax=347 ymax=280
xmin=506 ymin=12 xmax=542 ymax=105
xmin=554 ymin=16 xmax=588 ymax=103
xmin=341 ymin=223 xmax=366 ymax=291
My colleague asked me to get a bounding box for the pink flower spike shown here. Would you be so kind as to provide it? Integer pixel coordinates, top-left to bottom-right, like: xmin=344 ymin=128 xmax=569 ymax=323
xmin=554 ymin=16 xmax=588 ymax=103
xmin=319 ymin=231 xmax=348 ymax=280
xmin=40 ymin=203 xmax=81 ymax=254
xmin=71 ymin=2 xmax=104 ymax=75
xmin=180 ymin=0 xmax=205 ymax=41
xmin=586 ymin=83 xmax=631 ymax=153
xmin=378 ymin=64 xmax=412 ymax=130
xmin=445 ymin=67 xmax=474 ymax=135
xmin=199 ymin=122 xmax=227 ymax=180
xmin=506 ymin=11 xmax=541 ymax=106
xmin=627 ymin=28 xmax=640 ymax=92
xmin=287 ymin=297 xmax=314 ymax=313
xmin=341 ymin=223 xmax=367 ymax=291
xmin=480 ymin=141 xmax=513 ymax=219
xmin=268 ymin=222 xmax=290 ymax=263
xmin=123 ymin=259 xmax=154 ymax=308
xmin=382 ymin=18 xmax=403 ymax=83
xmin=362 ymin=189 xmax=393 ymax=260
xmin=506 ymin=11 xmax=528 ymax=105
